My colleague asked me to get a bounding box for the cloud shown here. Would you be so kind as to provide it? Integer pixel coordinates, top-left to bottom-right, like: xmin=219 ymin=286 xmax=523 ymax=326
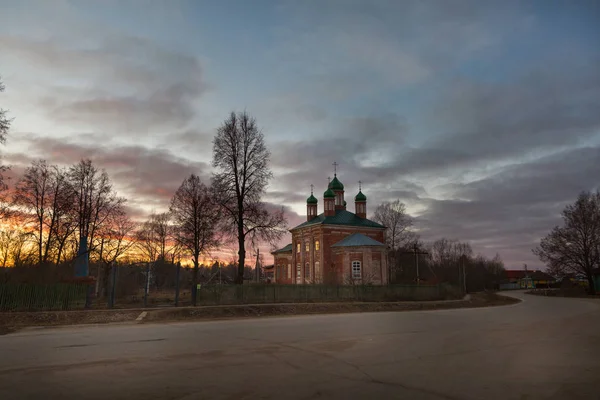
xmin=416 ymin=146 xmax=600 ymax=266
xmin=0 ymin=34 xmax=206 ymax=133
xmin=10 ymin=135 xmax=211 ymax=214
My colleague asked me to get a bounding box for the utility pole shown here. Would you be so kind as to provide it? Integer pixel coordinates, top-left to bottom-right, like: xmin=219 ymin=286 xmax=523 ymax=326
xmin=255 ymin=248 xmax=260 ymax=283
xmin=414 ymin=243 xmax=419 ymax=285
xmin=412 ymin=243 xmax=428 ymax=285
xmin=461 ymin=255 xmax=467 ymax=294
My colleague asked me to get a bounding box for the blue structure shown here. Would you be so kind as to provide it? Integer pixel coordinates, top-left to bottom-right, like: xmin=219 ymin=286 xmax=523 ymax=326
xmin=74 ymin=236 xmax=89 ymax=277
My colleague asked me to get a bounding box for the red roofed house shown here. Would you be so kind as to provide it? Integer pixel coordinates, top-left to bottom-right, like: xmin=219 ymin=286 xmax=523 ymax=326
xmin=271 ymin=172 xmax=388 ymax=285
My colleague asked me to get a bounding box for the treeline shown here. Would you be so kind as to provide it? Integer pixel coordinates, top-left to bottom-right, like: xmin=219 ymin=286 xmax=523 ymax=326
xmin=391 ymin=238 xmax=505 ymax=291
xmin=372 ymin=200 xmax=505 ymax=291
xmin=0 ymin=110 xmax=288 ymax=306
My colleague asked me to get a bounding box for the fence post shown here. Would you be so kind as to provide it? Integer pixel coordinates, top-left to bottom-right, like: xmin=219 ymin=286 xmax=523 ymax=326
xmin=144 ymin=262 xmax=150 ymax=308
xmin=109 ymin=262 xmax=117 ymax=308
xmin=175 ymin=261 xmax=181 ymax=307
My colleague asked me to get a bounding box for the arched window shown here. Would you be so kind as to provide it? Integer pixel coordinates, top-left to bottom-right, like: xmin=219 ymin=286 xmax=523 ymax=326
xmin=315 ymin=240 xmax=320 ymax=251
xmin=315 ymin=262 xmax=320 ymax=280
xmin=297 ymin=243 xmax=301 ymax=253
xmin=296 ymin=264 xmax=301 ymax=280
xmin=305 ymin=242 xmax=310 ymax=252
xmin=352 ymin=261 xmax=361 ymax=279
xmin=305 ymin=262 xmax=310 ymax=279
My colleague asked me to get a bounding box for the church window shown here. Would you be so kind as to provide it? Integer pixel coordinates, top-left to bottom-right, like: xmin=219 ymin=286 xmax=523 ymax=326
xmin=287 ymin=264 xmax=291 ymax=278
xmin=305 ymin=262 xmax=310 ymax=279
xmin=352 ymin=261 xmax=362 ymax=279
xmin=296 ymin=264 xmax=301 ymax=280
xmin=305 ymin=242 xmax=310 ymax=252
xmin=297 ymin=243 xmax=301 ymax=253
xmin=315 ymin=240 xmax=320 ymax=251
xmin=315 ymin=262 xmax=320 ymax=279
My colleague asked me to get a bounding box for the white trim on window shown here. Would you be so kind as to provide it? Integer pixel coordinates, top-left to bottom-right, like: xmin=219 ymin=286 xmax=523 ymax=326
xmin=352 ymin=261 xmax=361 ymax=279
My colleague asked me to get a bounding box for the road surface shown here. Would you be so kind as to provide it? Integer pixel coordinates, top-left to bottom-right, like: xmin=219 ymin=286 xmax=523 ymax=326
xmin=1 ymin=291 xmax=599 ymax=400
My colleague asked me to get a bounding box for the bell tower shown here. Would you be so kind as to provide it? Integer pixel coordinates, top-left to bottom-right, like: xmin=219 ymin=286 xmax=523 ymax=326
xmin=329 ymin=161 xmax=345 ymax=210
xmin=306 ymin=184 xmax=318 ymax=221
xmin=355 ymin=181 xmax=367 ymax=219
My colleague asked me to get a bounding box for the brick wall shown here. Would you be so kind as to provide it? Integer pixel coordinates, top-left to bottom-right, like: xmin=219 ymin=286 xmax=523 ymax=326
xmin=291 ymin=225 xmax=386 ymax=285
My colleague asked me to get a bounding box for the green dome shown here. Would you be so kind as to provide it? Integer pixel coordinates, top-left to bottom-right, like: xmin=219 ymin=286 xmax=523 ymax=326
xmin=329 ymin=175 xmax=344 ymax=191
xmin=323 ymin=188 xmax=335 ymax=198
xmin=307 ymin=194 xmax=318 ymax=204
xmin=355 ymin=191 xmax=367 ymax=202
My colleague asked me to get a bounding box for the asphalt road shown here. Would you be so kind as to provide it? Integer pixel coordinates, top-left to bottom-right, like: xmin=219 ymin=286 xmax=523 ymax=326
xmin=1 ymin=292 xmax=599 ymax=400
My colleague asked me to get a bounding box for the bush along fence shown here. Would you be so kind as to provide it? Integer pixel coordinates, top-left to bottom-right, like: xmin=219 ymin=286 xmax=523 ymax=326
xmin=0 ymin=283 xmax=88 ymax=312
xmin=195 ymin=283 xmax=462 ymax=306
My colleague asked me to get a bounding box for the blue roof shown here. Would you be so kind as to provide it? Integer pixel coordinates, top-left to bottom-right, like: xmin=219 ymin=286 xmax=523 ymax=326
xmin=290 ymin=209 xmax=385 ymax=231
xmin=331 ymin=233 xmax=385 ymax=248
xmin=272 ymin=243 xmax=293 ymax=254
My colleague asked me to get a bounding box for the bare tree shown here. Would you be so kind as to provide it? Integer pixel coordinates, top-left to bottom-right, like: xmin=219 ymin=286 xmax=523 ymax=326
xmin=212 ymin=111 xmax=287 ymax=284
xmin=0 ymin=76 xmax=11 ymax=145
xmin=430 ymin=238 xmax=473 ymax=268
xmin=47 ymin=166 xmax=76 ymax=265
xmin=135 ymin=212 xmax=171 ymax=263
xmin=0 ymin=219 xmax=23 ymax=267
xmin=69 ymin=159 xmax=125 ymax=275
xmin=96 ymin=209 xmax=136 ymax=297
xmin=13 ymin=160 xmax=53 ymax=265
xmin=170 ymin=174 xmax=220 ymax=304
xmin=0 ymin=76 xmax=13 ymax=198
xmin=373 ymin=199 xmax=416 ymax=277
xmin=533 ymin=190 xmax=600 ymax=294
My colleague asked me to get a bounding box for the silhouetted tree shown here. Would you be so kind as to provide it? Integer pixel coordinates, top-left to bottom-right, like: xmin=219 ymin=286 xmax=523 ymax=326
xmin=13 ymin=160 xmax=53 ymax=265
xmin=0 ymin=76 xmax=11 ymax=146
xmin=533 ymin=190 xmax=600 ymax=294
xmin=373 ymin=199 xmax=416 ymax=278
xmin=212 ymin=111 xmax=287 ymax=284
xmin=170 ymin=174 xmax=220 ymax=305
xmin=96 ymin=209 xmax=136 ymax=297
xmin=69 ymin=159 xmax=125 ymax=274
xmin=0 ymin=76 xmax=13 ymax=201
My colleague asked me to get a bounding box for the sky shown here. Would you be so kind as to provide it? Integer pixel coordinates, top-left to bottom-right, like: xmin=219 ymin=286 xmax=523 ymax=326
xmin=0 ymin=0 xmax=599 ymax=268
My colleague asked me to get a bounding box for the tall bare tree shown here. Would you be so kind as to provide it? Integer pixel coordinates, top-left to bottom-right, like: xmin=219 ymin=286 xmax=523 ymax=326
xmin=212 ymin=111 xmax=287 ymax=284
xmin=0 ymin=76 xmax=13 ymax=200
xmin=0 ymin=76 xmax=11 ymax=146
xmin=69 ymin=159 xmax=125 ymax=276
xmin=136 ymin=212 xmax=171 ymax=263
xmin=96 ymin=209 xmax=136 ymax=297
xmin=533 ymin=190 xmax=600 ymax=294
xmin=13 ymin=160 xmax=53 ymax=265
xmin=46 ymin=166 xmax=76 ymax=264
xmin=373 ymin=199 xmax=416 ymax=276
xmin=170 ymin=174 xmax=220 ymax=304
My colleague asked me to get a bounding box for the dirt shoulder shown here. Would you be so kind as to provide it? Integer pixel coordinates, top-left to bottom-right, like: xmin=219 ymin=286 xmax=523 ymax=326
xmin=526 ymin=288 xmax=600 ymax=299
xmin=0 ymin=292 xmax=518 ymax=334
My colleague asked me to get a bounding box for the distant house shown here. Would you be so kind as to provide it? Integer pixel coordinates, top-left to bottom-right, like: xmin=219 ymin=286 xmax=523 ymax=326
xmin=500 ymin=270 xmax=555 ymax=290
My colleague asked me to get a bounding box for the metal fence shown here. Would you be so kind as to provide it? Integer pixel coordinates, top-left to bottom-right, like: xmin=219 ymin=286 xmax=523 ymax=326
xmin=0 ymin=283 xmax=88 ymax=312
xmin=0 ymin=262 xmax=463 ymax=311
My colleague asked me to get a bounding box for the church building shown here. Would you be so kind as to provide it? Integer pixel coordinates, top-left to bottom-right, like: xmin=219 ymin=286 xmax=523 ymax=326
xmin=272 ymin=170 xmax=388 ymax=285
